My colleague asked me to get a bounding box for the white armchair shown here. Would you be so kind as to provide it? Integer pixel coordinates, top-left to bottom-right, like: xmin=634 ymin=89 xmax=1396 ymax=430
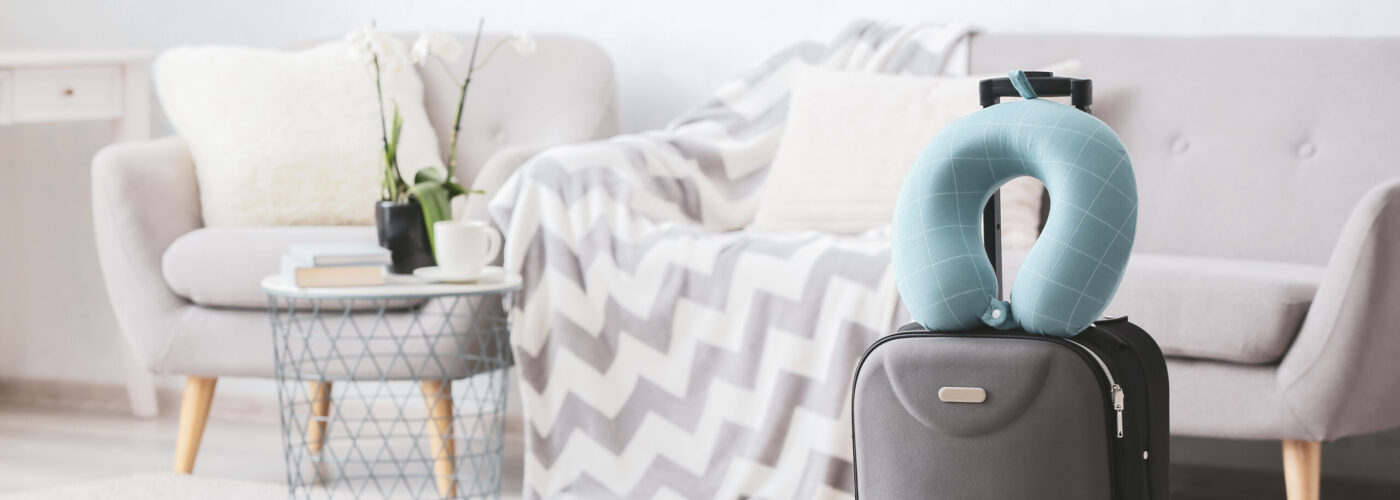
xmin=90 ymin=33 xmax=617 ymax=474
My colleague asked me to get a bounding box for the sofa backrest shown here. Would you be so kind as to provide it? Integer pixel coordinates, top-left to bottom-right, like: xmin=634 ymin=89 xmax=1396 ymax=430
xmin=410 ymin=33 xmax=619 ymax=185
xmin=969 ymin=34 xmax=1400 ymax=265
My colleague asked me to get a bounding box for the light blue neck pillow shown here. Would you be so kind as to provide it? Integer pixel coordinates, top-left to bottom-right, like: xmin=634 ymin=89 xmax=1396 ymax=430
xmin=892 ymin=71 xmax=1137 ymax=337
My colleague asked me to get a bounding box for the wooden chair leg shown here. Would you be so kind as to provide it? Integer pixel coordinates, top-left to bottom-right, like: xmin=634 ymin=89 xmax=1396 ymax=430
xmin=306 ymin=382 xmax=333 ymax=454
xmin=173 ymin=376 xmax=218 ymax=474
xmin=421 ymin=380 xmax=456 ymax=498
xmin=1283 ymin=439 xmax=1321 ymax=500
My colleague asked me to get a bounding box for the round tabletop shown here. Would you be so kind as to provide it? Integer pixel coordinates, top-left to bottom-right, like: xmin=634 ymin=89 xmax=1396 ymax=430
xmin=261 ymin=272 xmax=522 ymax=299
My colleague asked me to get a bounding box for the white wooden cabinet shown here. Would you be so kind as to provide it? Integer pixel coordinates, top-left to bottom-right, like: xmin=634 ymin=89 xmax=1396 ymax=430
xmin=0 ymin=50 xmax=150 ymax=140
xmin=0 ymin=50 xmax=157 ymax=418
xmin=12 ymin=66 xmax=123 ymax=122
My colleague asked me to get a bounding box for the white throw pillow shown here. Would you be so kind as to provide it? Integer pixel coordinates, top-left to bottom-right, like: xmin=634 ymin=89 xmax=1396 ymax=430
xmin=155 ymin=39 xmax=444 ymax=226
xmin=750 ymin=62 xmax=1083 ymax=249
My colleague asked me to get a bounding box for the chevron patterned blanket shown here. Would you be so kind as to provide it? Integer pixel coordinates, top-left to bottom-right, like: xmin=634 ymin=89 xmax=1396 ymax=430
xmin=490 ymin=21 xmax=972 ymax=499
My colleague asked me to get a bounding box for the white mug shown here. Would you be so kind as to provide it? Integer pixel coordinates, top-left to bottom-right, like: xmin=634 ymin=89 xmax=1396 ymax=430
xmin=433 ymin=220 xmax=502 ymax=278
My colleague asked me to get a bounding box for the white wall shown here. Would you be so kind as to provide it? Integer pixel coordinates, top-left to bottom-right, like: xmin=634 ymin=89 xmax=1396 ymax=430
xmin=2 ymin=0 xmax=1400 ymax=478
xmin=4 ymin=0 xmax=1400 ymax=132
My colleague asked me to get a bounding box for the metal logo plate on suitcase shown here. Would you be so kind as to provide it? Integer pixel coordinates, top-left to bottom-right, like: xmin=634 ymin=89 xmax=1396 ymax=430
xmin=937 ymin=386 xmax=987 ymax=403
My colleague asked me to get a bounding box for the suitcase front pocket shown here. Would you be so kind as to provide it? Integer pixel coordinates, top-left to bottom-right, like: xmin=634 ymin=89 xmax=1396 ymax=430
xmin=882 ymin=337 xmax=1056 ymax=437
xmin=853 ymin=334 xmax=1118 ymax=499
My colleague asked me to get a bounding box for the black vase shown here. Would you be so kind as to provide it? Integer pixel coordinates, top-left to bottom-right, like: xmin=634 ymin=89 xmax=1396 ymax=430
xmin=375 ymin=200 xmax=436 ymax=274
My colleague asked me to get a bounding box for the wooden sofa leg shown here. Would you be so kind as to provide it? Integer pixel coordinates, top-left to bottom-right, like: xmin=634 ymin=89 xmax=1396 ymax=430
xmin=306 ymin=382 xmax=333 ymax=454
xmin=1282 ymin=439 xmax=1321 ymax=500
xmin=173 ymin=376 xmax=218 ymax=474
xmin=421 ymin=380 xmax=457 ymax=498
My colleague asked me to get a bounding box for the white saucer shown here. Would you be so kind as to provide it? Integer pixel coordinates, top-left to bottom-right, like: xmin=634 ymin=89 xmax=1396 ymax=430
xmin=412 ymin=265 xmax=507 ymax=283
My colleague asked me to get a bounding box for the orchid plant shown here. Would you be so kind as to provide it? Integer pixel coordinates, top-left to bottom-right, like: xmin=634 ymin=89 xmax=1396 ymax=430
xmin=349 ymin=20 xmax=536 ymax=250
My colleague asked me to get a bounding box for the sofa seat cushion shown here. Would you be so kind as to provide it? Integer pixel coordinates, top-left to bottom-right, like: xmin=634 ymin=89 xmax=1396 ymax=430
xmin=163 ymin=226 xmax=376 ymax=308
xmin=1003 ymin=252 xmax=1321 ymax=364
xmin=1105 ymin=254 xmax=1323 ymax=364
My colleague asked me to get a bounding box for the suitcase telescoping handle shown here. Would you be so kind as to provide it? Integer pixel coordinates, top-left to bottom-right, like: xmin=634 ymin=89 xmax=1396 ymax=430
xmin=978 ymin=71 xmax=1093 ymax=299
xmin=979 ymin=71 xmax=1092 ymax=111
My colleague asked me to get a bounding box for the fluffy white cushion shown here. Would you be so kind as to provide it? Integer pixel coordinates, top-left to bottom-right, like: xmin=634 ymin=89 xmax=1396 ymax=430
xmin=751 ymin=63 xmax=1082 ymax=248
xmin=155 ymin=39 xmax=444 ymax=226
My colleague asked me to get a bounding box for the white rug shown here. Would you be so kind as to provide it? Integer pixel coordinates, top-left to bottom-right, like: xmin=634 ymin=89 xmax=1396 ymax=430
xmin=0 ymin=474 xmax=285 ymax=499
xmin=0 ymin=474 xmax=524 ymax=499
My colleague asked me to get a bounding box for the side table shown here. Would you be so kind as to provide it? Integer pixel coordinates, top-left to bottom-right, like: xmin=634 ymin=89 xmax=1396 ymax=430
xmin=262 ymin=274 xmax=520 ymax=499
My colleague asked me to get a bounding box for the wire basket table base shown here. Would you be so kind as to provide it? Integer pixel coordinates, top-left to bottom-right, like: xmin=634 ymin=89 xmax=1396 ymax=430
xmin=267 ymin=283 xmax=514 ymax=500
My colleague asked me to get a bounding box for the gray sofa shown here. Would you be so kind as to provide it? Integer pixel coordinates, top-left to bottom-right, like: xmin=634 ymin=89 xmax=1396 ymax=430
xmin=976 ymin=34 xmax=1400 ymax=499
xmin=89 ymin=33 xmax=618 ymax=474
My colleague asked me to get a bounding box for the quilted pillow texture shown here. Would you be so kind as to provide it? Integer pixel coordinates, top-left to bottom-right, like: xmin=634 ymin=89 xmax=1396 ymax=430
xmin=892 ymin=72 xmax=1137 ymax=337
xmin=155 ymin=39 xmax=444 ymax=226
xmin=751 ymin=62 xmax=1082 ymax=248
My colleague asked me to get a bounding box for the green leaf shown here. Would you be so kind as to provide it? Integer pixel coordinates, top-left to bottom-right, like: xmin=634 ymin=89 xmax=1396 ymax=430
xmin=443 ymin=180 xmax=467 ymax=198
xmin=410 ymin=182 xmax=452 ymax=254
xmin=414 ymin=166 xmax=445 ymax=185
xmin=414 ymin=172 xmax=482 ymax=200
xmin=387 ymin=103 xmax=404 ymax=166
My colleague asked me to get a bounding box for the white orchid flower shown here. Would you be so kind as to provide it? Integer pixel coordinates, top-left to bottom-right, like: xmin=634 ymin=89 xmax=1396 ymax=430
xmin=410 ymin=35 xmax=429 ymax=64
xmin=471 ymin=29 xmax=537 ymax=72
xmin=412 ymin=29 xmax=466 ymax=65
xmin=346 ymin=25 xmax=392 ymax=63
xmin=509 ymin=30 xmax=537 ymax=57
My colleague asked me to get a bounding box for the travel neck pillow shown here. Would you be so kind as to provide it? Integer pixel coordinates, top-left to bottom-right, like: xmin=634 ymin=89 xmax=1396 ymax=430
xmin=892 ymin=70 xmax=1137 ymax=337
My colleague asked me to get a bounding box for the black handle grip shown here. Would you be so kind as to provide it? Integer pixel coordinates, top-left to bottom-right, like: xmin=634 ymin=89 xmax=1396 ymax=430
xmin=979 ymin=71 xmax=1092 ymax=111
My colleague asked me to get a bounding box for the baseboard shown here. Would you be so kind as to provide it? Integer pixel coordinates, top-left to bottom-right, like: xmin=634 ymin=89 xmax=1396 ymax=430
xmin=0 ymin=376 xmax=526 ymax=432
xmin=0 ymin=376 xmax=280 ymax=423
xmin=0 ymin=376 xmax=164 ymax=414
xmin=1171 ymin=464 xmax=1400 ymax=500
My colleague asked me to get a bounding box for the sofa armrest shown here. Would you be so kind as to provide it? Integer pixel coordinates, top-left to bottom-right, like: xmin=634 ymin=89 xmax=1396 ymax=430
xmin=91 ymin=136 xmax=203 ymax=371
xmin=1278 ymin=178 xmax=1400 ymax=440
xmin=458 ymin=144 xmax=548 ymax=223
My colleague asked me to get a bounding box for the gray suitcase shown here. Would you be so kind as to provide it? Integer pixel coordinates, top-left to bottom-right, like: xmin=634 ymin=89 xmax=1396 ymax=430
xmin=851 ymin=73 xmax=1169 ymax=499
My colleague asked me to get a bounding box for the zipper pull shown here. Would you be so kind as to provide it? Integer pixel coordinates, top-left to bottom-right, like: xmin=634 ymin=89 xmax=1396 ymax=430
xmin=1112 ymin=384 xmax=1125 ymax=439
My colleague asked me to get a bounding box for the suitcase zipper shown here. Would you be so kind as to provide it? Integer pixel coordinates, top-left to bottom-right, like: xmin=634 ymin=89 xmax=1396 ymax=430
xmin=1065 ymin=338 xmax=1125 ymax=439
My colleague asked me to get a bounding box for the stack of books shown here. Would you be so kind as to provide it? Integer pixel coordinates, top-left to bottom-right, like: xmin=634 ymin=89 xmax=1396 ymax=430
xmin=281 ymin=243 xmax=392 ymax=287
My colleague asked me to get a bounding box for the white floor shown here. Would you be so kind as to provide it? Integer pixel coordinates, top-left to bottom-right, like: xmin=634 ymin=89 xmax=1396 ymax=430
xmin=5 ymin=403 xmax=1400 ymax=499
xmin=0 ymin=404 xmax=525 ymax=498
